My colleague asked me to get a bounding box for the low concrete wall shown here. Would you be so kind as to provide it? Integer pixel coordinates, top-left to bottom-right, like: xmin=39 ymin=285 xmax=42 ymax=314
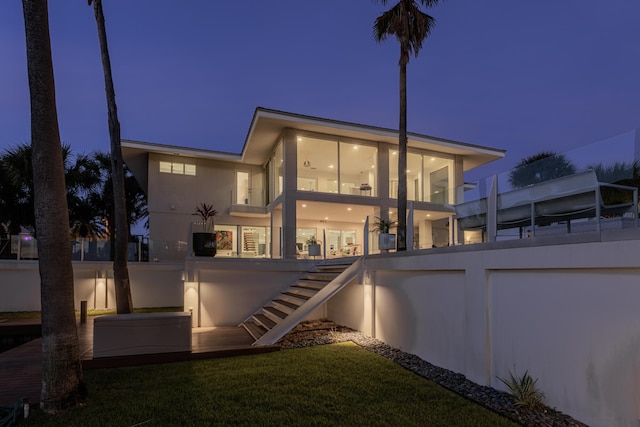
xmin=328 ymin=228 xmax=640 ymax=427
xmin=0 ymin=261 xmax=185 ymax=312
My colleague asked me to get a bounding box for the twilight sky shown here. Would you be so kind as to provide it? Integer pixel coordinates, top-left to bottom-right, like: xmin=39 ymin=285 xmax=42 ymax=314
xmin=2 ymin=1 xmax=640 ymax=180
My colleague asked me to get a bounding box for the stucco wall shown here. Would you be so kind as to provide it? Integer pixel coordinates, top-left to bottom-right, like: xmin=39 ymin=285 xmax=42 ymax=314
xmin=147 ymin=153 xmax=268 ymax=250
xmin=0 ymin=261 xmax=185 ymax=312
xmin=327 ymin=230 xmax=640 ymax=427
xmin=183 ymin=258 xmax=318 ymax=327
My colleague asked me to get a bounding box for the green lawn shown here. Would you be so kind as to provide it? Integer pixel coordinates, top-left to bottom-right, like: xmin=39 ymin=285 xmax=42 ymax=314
xmin=25 ymin=342 xmax=517 ymax=426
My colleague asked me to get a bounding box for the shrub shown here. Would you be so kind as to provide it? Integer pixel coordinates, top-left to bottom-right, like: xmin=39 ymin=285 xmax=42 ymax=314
xmin=497 ymin=369 xmax=545 ymax=408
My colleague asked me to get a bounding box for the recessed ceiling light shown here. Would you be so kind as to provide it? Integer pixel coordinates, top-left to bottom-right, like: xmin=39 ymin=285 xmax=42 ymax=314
xmin=329 ymin=165 xmax=334 ymax=169
xmin=325 ymin=217 xmax=329 ymax=220
xmin=392 ymin=151 xmax=397 ymax=155
xmin=302 ymin=204 xmax=307 ymax=208
xmin=347 ymin=208 xmax=352 ymax=211
xmin=426 ymin=214 xmax=431 ymax=217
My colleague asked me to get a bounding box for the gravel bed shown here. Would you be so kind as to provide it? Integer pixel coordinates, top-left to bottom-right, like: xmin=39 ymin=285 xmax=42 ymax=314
xmin=278 ymin=320 xmax=588 ymax=427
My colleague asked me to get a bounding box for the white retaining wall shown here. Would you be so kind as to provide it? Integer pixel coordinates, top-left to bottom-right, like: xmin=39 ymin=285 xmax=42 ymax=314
xmin=0 ymin=261 xmax=185 ymax=311
xmin=328 ymin=229 xmax=640 ymax=427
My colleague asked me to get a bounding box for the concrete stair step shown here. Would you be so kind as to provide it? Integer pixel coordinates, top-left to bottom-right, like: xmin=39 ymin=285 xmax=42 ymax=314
xmin=264 ymin=306 xmax=287 ymax=319
xmin=295 ymin=279 xmax=328 ymax=290
xmin=254 ymin=313 xmax=276 ymax=329
xmin=273 ymin=299 xmax=300 ymax=310
xmin=242 ymin=321 xmax=267 ymax=340
xmin=281 ymin=291 xmax=310 ymax=301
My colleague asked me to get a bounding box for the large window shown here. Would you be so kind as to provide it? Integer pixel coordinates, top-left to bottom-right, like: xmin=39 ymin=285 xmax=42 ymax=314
xmin=389 ymin=152 xmax=454 ymax=204
xmin=236 ymin=172 xmax=249 ymax=204
xmin=297 ymin=137 xmax=338 ymax=193
xmin=297 ymin=136 xmax=377 ymax=196
xmin=159 ymin=161 xmax=196 ymax=176
xmin=240 ymin=226 xmax=268 ymax=258
xmin=339 ymin=142 xmax=377 ymax=196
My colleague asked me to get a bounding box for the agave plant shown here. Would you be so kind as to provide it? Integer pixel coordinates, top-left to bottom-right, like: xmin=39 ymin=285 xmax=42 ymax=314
xmin=497 ymin=369 xmax=545 ymax=408
xmin=193 ymin=203 xmax=217 ymax=226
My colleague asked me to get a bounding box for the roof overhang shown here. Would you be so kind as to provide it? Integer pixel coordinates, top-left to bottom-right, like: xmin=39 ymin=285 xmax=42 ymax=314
xmin=122 ymin=107 xmax=506 ymax=174
xmin=241 ymin=108 xmax=505 ymax=170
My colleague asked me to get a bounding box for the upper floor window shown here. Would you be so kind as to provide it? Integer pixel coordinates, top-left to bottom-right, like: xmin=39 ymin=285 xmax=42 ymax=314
xmin=296 ymin=136 xmax=377 ymax=196
xmin=159 ymin=161 xmax=196 ymax=176
xmin=389 ymin=152 xmax=454 ymax=204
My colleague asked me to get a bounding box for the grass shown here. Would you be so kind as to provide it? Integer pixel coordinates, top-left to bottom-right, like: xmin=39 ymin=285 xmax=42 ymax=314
xmin=24 ymin=342 xmax=517 ymax=426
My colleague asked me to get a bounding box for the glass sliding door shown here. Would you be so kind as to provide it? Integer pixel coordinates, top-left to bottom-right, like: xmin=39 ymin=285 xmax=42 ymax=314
xmin=339 ymin=142 xmax=377 ymax=196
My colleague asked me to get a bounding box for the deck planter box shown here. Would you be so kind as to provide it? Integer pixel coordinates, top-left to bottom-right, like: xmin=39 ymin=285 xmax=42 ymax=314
xmin=378 ymin=233 xmax=396 ymax=250
xmin=308 ymin=243 xmax=321 ymax=257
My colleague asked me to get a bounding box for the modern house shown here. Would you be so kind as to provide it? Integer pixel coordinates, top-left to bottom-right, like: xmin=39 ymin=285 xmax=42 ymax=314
xmin=5 ymin=109 xmax=640 ymax=425
xmin=122 ymin=107 xmax=505 ymax=260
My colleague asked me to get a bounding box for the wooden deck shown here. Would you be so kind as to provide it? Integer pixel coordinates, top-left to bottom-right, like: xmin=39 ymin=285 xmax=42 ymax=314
xmin=0 ymin=317 xmax=278 ymax=405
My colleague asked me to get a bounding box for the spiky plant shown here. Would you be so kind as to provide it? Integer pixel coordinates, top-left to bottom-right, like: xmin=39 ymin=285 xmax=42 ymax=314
xmin=372 ymin=217 xmax=398 ymax=233
xmin=193 ymin=203 xmax=217 ymax=225
xmin=497 ymin=369 xmax=545 ymax=408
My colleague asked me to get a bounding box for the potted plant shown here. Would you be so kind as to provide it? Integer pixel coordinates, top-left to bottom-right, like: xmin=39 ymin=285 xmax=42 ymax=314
xmin=192 ymin=202 xmax=218 ymax=257
xmin=372 ymin=216 xmax=397 ymax=250
xmin=306 ymin=235 xmax=321 ymax=257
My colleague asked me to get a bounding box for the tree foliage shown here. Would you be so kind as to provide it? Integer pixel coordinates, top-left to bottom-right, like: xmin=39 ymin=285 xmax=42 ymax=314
xmin=0 ymin=144 xmax=147 ymax=243
xmin=508 ymin=151 xmax=577 ymax=189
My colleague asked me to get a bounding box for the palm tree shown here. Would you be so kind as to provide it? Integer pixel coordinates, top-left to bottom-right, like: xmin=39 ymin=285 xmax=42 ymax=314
xmin=91 ymin=151 xmax=148 ymax=260
xmin=21 ymin=0 xmax=86 ymax=412
xmin=373 ymin=0 xmax=441 ymax=251
xmin=508 ymin=152 xmax=577 ymax=189
xmin=89 ymin=0 xmax=133 ymax=313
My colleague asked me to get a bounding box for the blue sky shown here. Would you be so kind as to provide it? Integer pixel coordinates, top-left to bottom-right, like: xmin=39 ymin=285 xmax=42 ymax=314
xmin=2 ymin=1 xmax=640 ymax=179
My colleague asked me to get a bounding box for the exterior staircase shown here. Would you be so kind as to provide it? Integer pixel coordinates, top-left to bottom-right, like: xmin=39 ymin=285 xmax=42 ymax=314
xmin=240 ymin=256 xmax=362 ymax=346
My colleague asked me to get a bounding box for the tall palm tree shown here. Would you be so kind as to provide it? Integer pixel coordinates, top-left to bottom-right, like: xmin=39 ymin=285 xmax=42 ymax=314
xmin=89 ymin=0 xmax=133 ymax=313
xmin=21 ymin=0 xmax=86 ymax=412
xmin=373 ymin=0 xmax=441 ymax=251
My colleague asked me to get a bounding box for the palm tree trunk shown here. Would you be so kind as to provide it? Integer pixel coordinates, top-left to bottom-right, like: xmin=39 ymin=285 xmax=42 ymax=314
xmin=21 ymin=0 xmax=86 ymax=412
xmin=397 ymin=54 xmax=408 ymax=251
xmin=92 ymin=0 xmax=133 ymax=313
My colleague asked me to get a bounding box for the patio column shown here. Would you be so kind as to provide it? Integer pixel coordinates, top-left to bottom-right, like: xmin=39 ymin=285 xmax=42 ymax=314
xmin=282 ymin=130 xmax=298 ymax=259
